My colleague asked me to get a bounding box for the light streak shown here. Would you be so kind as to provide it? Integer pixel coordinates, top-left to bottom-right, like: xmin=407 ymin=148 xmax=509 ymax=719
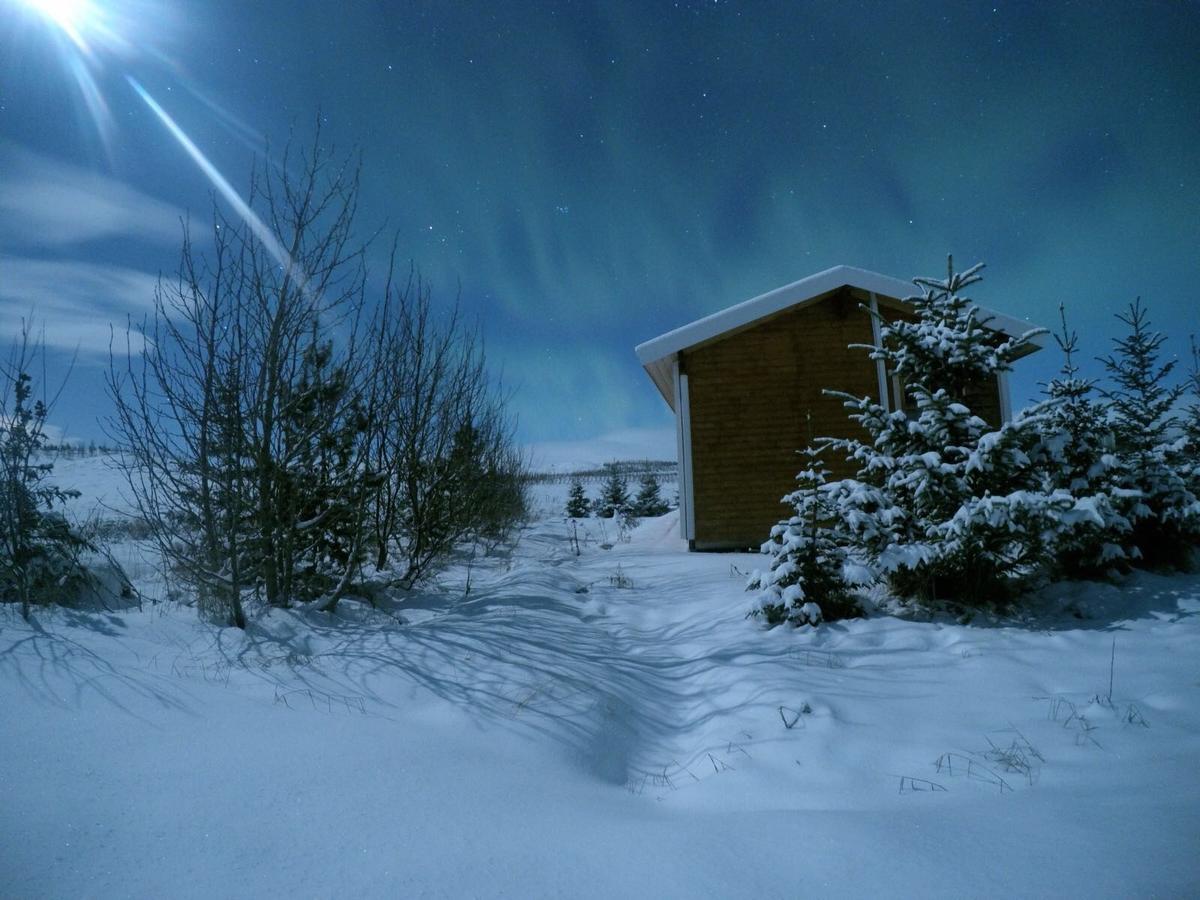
xmin=126 ymin=76 xmax=301 ymax=287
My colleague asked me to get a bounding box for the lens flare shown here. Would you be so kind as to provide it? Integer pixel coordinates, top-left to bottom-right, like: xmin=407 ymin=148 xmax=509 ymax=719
xmin=19 ymin=0 xmax=94 ymax=49
xmin=127 ymin=77 xmax=303 ymax=293
xmin=14 ymin=1 xmax=303 ymax=298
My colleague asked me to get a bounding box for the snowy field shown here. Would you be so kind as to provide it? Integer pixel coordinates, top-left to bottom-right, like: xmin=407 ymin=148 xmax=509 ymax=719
xmin=2 ymin=460 xmax=1200 ymax=898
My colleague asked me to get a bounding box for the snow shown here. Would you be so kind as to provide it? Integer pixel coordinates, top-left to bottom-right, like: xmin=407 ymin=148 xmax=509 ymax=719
xmin=2 ymin=461 xmax=1200 ymax=897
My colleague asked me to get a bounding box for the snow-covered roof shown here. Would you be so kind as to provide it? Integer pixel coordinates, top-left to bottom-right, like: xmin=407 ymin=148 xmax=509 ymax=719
xmin=635 ymin=264 xmax=1045 ymax=407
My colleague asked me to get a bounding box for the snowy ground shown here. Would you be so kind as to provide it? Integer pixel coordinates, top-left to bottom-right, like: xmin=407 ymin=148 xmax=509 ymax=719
xmin=2 ymin=466 xmax=1200 ymax=898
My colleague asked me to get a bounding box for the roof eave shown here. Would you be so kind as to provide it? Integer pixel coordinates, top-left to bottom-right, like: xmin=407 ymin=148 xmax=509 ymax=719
xmin=635 ymin=264 xmax=1049 ymax=370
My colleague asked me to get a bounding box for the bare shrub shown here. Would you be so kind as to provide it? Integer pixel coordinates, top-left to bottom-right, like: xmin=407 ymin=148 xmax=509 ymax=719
xmin=109 ymin=132 xmax=526 ymax=625
xmin=363 ymin=267 xmax=527 ymax=589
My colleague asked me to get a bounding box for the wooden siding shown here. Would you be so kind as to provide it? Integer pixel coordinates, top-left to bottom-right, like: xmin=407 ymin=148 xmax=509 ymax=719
xmin=682 ymin=288 xmax=877 ymax=550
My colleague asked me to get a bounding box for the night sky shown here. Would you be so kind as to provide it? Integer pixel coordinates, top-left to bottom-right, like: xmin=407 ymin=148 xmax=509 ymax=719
xmin=1 ymin=1 xmax=1198 ymax=454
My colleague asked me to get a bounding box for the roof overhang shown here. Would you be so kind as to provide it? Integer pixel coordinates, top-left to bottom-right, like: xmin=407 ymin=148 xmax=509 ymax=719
xmin=635 ymin=264 xmax=1047 ymax=409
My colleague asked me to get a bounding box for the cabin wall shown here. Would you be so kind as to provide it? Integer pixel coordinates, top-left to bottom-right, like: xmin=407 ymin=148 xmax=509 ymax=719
xmin=681 ymin=289 xmax=877 ymax=550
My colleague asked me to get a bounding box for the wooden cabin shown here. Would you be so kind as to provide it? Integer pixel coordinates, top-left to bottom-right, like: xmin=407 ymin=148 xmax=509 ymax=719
xmin=634 ymin=265 xmax=1044 ymax=551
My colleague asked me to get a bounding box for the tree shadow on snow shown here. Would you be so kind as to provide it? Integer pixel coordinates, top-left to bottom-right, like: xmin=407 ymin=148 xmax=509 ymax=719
xmin=210 ymin=567 xmax=796 ymax=788
xmin=0 ymin=609 xmax=197 ymax=721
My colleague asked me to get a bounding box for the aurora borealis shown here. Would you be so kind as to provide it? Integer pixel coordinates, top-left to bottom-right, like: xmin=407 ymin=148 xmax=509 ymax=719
xmin=1 ymin=1 xmax=1197 ymax=449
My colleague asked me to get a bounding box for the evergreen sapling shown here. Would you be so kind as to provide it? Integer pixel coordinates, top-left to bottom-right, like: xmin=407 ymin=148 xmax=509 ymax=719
xmin=1099 ymin=300 xmax=1200 ymax=566
xmin=748 ymin=439 xmax=858 ymax=626
xmin=1182 ymin=336 xmax=1200 ymax=497
xmin=1021 ymin=304 xmax=1132 ymax=575
xmin=594 ymin=464 xmax=629 ymax=518
xmin=631 ymin=472 xmax=670 ymax=518
xmin=565 ymin=476 xmax=591 ymax=518
xmin=0 ymin=367 xmax=96 ymax=619
xmin=1185 ymin=337 xmax=1200 ymax=447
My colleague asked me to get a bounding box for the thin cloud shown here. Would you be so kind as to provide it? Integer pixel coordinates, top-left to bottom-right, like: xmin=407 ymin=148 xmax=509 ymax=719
xmin=0 ymin=143 xmax=183 ymax=248
xmin=0 ymin=256 xmax=159 ymax=356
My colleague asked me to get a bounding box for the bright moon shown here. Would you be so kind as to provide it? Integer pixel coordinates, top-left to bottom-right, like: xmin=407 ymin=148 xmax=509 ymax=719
xmin=19 ymin=0 xmax=95 ymax=47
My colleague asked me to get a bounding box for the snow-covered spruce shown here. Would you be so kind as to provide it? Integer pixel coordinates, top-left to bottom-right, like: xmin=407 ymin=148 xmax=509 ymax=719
xmin=631 ymin=471 xmax=670 ymax=518
xmin=1182 ymin=336 xmax=1200 ymax=501
xmin=565 ymin=476 xmax=591 ymax=518
xmin=594 ymin=463 xmax=630 ymax=518
xmin=1 ymin=348 xmax=116 ymax=619
xmin=822 ymin=257 xmax=1055 ymax=605
xmin=1099 ymin=300 xmax=1200 ymax=568
xmin=1016 ymin=304 xmax=1133 ymax=576
xmin=748 ymin=445 xmax=859 ymax=626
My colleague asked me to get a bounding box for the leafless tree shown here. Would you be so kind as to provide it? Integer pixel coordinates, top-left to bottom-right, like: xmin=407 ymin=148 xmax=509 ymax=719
xmin=110 ymin=130 xmax=526 ymax=626
xmin=364 ymin=265 xmax=528 ymax=588
xmin=108 ymin=133 xmax=373 ymax=626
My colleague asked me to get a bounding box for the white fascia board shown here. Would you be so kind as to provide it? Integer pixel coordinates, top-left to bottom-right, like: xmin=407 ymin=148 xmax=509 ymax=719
xmin=677 ymin=369 xmax=696 ymax=542
xmin=633 ymin=264 xmax=1049 ymax=372
xmin=673 ymin=361 xmax=694 ymax=541
xmin=998 ymin=370 xmax=1014 ymax=423
xmin=869 ymin=292 xmax=889 ymax=411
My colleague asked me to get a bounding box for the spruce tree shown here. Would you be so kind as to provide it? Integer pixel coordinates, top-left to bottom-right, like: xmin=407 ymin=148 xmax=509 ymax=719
xmin=1023 ymin=305 xmax=1131 ymax=575
xmin=1185 ymin=337 xmax=1200 ymax=444
xmin=824 ymin=257 xmax=1055 ymax=604
xmin=1100 ymin=300 xmax=1182 ymax=463
xmin=275 ymin=331 xmax=372 ymax=606
xmin=1100 ymin=300 xmax=1199 ymax=566
xmin=471 ymin=443 xmax=528 ymax=551
xmin=1183 ymin=336 xmax=1200 ymax=494
xmin=565 ymin=476 xmax=590 ymax=518
xmin=748 ymin=444 xmax=856 ymax=625
xmin=1039 ymin=306 xmax=1118 ymax=491
xmin=631 ymin=472 xmax=669 ymax=518
xmin=0 ymin=369 xmax=96 ymax=619
xmin=594 ymin=464 xmax=629 ymax=518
